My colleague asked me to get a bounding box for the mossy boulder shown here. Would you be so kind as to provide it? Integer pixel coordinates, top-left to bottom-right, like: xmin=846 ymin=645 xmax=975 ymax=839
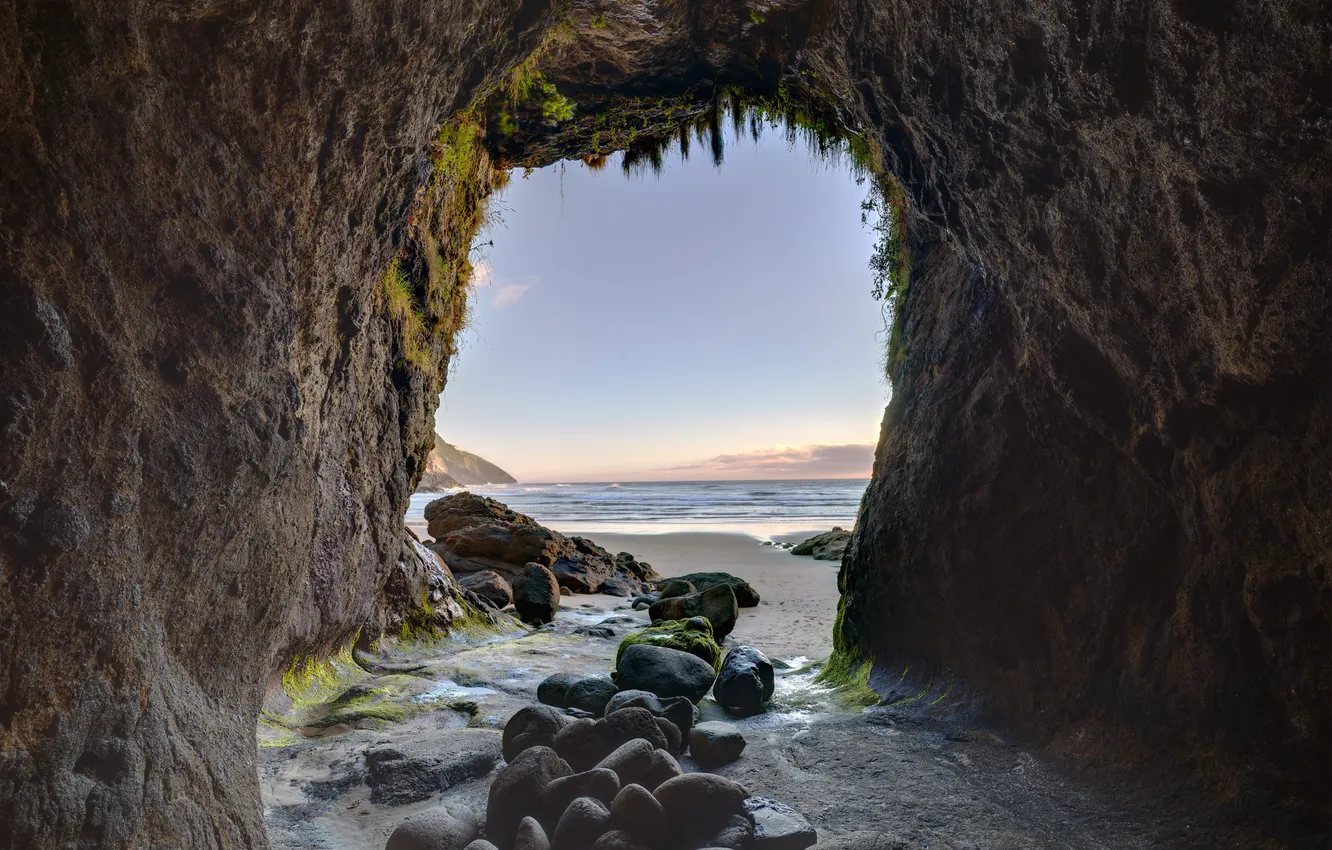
xmin=616 ymin=619 xmax=722 ymax=672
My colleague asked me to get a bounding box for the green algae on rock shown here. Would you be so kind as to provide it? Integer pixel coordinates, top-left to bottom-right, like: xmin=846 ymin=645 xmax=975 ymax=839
xmin=616 ymin=618 xmax=722 ymax=672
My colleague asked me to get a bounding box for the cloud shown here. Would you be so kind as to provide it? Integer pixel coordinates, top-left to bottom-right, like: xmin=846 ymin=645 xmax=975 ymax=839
xmin=472 ymin=260 xmax=494 ymax=287
xmin=670 ymin=443 xmax=874 ymax=479
xmin=494 ymin=284 xmax=530 ymax=306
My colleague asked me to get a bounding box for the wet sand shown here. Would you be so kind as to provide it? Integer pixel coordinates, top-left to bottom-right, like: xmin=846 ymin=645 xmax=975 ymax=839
xmin=585 ymin=530 xmax=841 ymax=661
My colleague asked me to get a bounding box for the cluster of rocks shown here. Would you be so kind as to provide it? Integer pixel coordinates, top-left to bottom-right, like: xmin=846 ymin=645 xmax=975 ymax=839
xmin=388 ymin=701 xmax=815 ymax=850
xmin=629 ymin=573 xmax=760 ymax=643
xmin=423 ymin=493 xmax=660 ymax=599
xmin=789 ymin=530 xmax=850 ymax=562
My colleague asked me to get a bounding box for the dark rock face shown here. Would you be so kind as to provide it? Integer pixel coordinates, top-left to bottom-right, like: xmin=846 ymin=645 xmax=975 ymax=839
xmin=425 ymin=493 xmax=659 ymax=595
xmin=459 ymin=570 xmax=515 ymax=610
xmin=513 ymin=563 xmax=562 ymax=626
xmin=614 ymin=644 xmax=717 ymax=704
xmin=714 ymin=646 xmax=775 ymax=718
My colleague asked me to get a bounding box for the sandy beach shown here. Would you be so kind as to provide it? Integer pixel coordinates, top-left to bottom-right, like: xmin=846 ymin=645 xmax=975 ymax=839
xmin=586 ymin=530 xmax=841 ymax=661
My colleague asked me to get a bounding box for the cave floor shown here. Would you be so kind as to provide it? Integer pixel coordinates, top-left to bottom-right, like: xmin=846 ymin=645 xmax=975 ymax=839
xmin=258 ymin=595 xmax=1187 ymax=850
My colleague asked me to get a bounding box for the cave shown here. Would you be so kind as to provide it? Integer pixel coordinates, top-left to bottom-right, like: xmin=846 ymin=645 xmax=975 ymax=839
xmin=2 ymin=0 xmax=1330 ymax=847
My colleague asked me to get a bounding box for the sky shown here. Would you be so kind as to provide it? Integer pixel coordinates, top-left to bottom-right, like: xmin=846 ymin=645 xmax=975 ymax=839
xmin=435 ymin=124 xmax=890 ymax=482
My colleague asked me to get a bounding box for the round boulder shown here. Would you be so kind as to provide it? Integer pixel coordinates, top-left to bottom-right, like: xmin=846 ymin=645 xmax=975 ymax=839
xmin=615 ymin=644 xmax=716 ymax=703
xmin=648 ymin=584 xmax=739 ymax=640
xmin=652 ymin=773 xmax=750 ymax=846
xmin=657 ymin=578 xmax=695 ymax=599
xmin=538 ymin=673 xmax=582 ymax=709
xmin=386 ymin=807 xmax=478 ymax=850
xmin=514 ymin=562 xmax=561 ymax=625
xmin=714 ymin=646 xmax=776 ymax=718
xmin=689 ymin=721 xmax=746 ymax=767
xmin=542 ymin=768 xmax=620 ymax=820
xmin=640 ymin=748 xmax=682 ymax=792
xmin=566 ymin=677 xmax=620 ymax=717
xmin=594 ymin=738 xmax=654 ymax=786
xmin=514 ymin=817 xmax=551 ymax=850
xmin=552 ymin=707 xmax=669 ymax=771
xmin=605 ymin=690 xmax=697 ymax=739
xmin=550 ymin=796 xmax=610 ymax=850
xmin=486 ymin=746 xmax=572 ymax=849
xmin=503 ymin=704 xmax=572 ymax=762
xmin=615 ymin=618 xmax=722 ymax=671
xmin=609 ymin=783 xmax=666 ymax=838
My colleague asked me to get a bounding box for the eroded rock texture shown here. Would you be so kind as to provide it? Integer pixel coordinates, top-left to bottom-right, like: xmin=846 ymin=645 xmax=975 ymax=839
xmin=1 ymin=0 xmax=1329 ymax=845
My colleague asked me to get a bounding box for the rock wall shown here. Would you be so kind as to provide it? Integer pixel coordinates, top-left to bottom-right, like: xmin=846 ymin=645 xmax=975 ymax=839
xmin=1 ymin=0 xmax=1329 ymax=845
xmin=0 ymin=1 xmax=549 ymax=846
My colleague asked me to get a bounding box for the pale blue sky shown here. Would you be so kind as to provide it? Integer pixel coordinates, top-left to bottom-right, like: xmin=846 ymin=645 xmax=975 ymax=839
xmin=436 ymin=125 xmax=889 ymax=482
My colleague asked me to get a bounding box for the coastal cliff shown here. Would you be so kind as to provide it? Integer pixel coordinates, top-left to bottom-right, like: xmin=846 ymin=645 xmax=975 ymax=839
xmin=1 ymin=0 xmax=1328 ymax=846
xmin=424 ymin=434 xmax=517 ymax=488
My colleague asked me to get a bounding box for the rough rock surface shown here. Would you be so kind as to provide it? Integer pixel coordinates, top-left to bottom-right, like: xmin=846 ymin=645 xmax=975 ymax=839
xmin=459 ymin=570 xmax=515 ymax=611
xmin=513 ymin=563 xmax=562 ymax=626
xmin=424 ymin=493 xmax=658 ymax=595
xmin=648 ymin=585 xmax=740 ymax=641
xmin=714 ymin=646 xmax=776 ymax=718
xmin=790 ymin=529 xmax=851 ymax=561
xmin=614 ymin=644 xmax=717 ymax=704
xmin=657 ymin=573 xmax=760 ymax=608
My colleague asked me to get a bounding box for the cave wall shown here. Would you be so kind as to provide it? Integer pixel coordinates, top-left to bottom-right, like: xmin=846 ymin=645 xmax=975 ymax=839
xmin=824 ymin=0 xmax=1332 ymax=824
xmin=0 ymin=1 xmax=548 ymax=846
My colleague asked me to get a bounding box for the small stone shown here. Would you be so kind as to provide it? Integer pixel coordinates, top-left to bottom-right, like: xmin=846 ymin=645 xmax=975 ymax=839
xmin=514 ymin=817 xmax=551 ymax=850
xmin=542 ymin=768 xmax=620 ymax=819
xmin=538 ymin=673 xmax=582 ymax=709
xmin=609 ymin=783 xmax=666 ymax=837
xmin=551 ymin=796 xmax=610 ymax=850
xmin=594 ymin=738 xmax=654 ymax=785
xmin=639 ymin=749 xmax=682 ymax=792
xmin=744 ymin=797 xmax=818 ymax=850
xmin=706 ymin=813 xmax=754 ymax=850
xmin=565 ymin=677 xmax=620 ymax=716
xmin=386 ymin=807 xmax=478 ymax=850
xmin=689 ymin=721 xmax=746 ymax=767
xmin=487 ymin=747 xmax=572 ymax=849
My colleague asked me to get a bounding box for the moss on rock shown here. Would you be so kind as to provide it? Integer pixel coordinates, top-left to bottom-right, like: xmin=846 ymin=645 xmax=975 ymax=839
xmin=616 ymin=618 xmax=722 ymax=672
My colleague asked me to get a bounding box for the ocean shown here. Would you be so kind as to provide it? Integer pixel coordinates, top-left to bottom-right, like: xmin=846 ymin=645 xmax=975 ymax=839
xmin=405 ymin=479 xmax=868 ymax=538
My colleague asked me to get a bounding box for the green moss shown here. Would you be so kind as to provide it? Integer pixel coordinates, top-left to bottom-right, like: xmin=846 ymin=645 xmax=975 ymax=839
xmin=616 ymin=619 xmax=722 ymax=672
xmin=591 ymin=12 xmax=607 ymax=28
xmin=815 ymin=596 xmax=881 ymax=709
xmin=380 ymin=259 xmax=430 ymax=369
xmin=281 ymin=636 xmax=368 ymax=711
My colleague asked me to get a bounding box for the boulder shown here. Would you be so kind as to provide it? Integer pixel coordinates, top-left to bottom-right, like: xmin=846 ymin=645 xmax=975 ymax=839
xmin=542 ymin=768 xmax=621 ymax=819
xmin=659 ymin=572 xmax=759 ymax=607
xmin=713 ymin=646 xmax=775 ymax=718
xmin=588 ymin=831 xmax=651 ymax=850
xmin=364 ymin=731 xmax=502 ymax=805
xmin=458 ymin=570 xmax=513 ymax=609
xmin=513 ymin=562 xmax=561 ymax=625
xmin=552 ymin=707 xmax=669 ymax=771
xmin=565 ymin=677 xmax=620 ymax=716
xmin=604 ymin=690 xmax=697 ymax=740
xmin=503 ymin=705 xmax=572 ymax=762
xmin=593 ymin=738 xmax=654 ymax=786
xmin=574 ymin=624 xmax=617 ymax=639
xmin=615 ymin=644 xmax=716 ymax=703
xmin=654 ymin=717 xmax=681 ymax=756
xmin=790 ymin=528 xmax=851 ymax=561
xmin=616 ymin=618 xmax=722 ymax=671
xmin=514 ymin=817 xmax=552 ymax=850
xmin=744 ymin=797 xmax=818 ymax=850
xmin=689 ymin=721 xmax=746 ymax=767
xmin=640 ymin=749 xmax=682 ymax=792
xmin=657 ymin=578 xmax=695 ymax=599
xmin=464 ymin=842 xmax=501 ymax=850
xmin=652 ymin=774 xmax=750 ymax=846
xmin=550 ymin=797 xmax=610 ymax=850
xmin=706 ymin=814 xmax=754 ymax=850
xmin=387 ymin=807 xmax=479 ymax=850
xmin=486 ymin=746 xmax=572 ymax=848
xmin=648 ymin=585 xmax=739 ymax=641
xmin=537 ymin=673 xmax=583 ymax=709
xmin=609 ymin=783 xmax=667 ymax=837
xmin=423 ymin=493 xmax=659 ymax=595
